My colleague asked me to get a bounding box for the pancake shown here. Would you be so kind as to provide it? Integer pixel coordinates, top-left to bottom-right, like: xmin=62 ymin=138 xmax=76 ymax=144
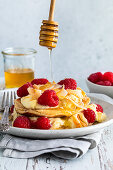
xmin=12 ymin=107 xmax=89 ymax=130
xmin=13 ymin=101 xmax=106 ymax=130
xmin=14 ymin=83 xmax=90 ymax=118
xmin=14 ymin=98 xmax=83 ymax=117
xmin=12 ymin=81 xmax=106 ymax=130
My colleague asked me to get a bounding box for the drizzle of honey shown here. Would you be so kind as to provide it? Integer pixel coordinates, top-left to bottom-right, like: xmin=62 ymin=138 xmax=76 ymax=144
xmin=5 ymin=68 xmax=34 ymax=88
xmin=48 ymin=48 xmax=53 ymax=82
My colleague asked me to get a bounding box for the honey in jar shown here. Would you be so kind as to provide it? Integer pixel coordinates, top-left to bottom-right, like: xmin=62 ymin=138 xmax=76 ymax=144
xmin=2 ymin=47 xmax=37 ymax=88
xmin=5 ymin=68 xmax=34 ymax=88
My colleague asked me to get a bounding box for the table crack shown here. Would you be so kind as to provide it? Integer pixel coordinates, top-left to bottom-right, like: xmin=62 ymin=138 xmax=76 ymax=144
xmin=97 ymin=145 xmax=103 ymax=170
xmin=26 ymin=159 xmax=29 ymax=170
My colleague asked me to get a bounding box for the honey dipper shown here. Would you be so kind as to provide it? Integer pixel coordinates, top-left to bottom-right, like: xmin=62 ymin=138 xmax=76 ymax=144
xmin=39 ymin=0 xmax=58 ymax=49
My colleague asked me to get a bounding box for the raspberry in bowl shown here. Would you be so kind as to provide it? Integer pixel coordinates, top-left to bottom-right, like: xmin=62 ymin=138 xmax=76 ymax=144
xmin=86 ymin=71 xmax=113 ymax=98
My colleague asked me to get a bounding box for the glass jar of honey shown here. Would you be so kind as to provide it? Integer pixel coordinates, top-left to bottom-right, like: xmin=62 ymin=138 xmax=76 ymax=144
xmin=2 ymin=47 xmax=37 ymax=88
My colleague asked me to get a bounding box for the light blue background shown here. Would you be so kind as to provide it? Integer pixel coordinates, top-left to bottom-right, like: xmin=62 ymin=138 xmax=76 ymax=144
xmin=0 ymin=0 xmax=113 ymax=90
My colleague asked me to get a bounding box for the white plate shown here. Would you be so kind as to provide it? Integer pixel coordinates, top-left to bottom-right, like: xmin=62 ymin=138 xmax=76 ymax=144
xmin=1 ymin=90 xmax=113 ymax=139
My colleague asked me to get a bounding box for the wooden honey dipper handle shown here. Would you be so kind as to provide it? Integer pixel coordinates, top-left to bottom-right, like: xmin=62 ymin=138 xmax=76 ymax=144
xmin=48 ymin=0 xmax=56 ymax=21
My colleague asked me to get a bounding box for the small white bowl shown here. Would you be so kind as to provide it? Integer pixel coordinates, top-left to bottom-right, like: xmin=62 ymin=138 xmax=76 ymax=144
xmin=86 ymin=79 xmax=113 ymax=98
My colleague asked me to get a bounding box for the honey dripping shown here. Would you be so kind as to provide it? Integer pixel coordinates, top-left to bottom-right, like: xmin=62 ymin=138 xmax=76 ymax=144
xmin=48 ymin=48 xmax=53 ymax=81
xmin=39 ymin=0 xmax=58 ymax=82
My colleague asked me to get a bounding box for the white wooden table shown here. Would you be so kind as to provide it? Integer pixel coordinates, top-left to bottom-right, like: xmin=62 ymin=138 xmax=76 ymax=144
xmin=0 ymin=124 xmax=113 ymax=170
xmin=0 ymin=77 xmax=113 ymax=170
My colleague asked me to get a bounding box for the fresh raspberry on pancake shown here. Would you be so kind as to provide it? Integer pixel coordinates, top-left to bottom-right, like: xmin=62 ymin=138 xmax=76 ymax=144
xmin=17 ymin=82 xmax=33 ymax=97
xmin=83 ymin=108 xmax=96 ymax=123
xmin=96 ymin=104 xmax=103 ymax=113
xmin=30 ymin=119 xmax=37 ymax=129
xmin=36 ymin=117 xmax=51 ymax=130
xmin=88 ymin=72 xmax=103 ymax=83
xmin=38 ymin=90 xmax=59 ymax=107
xmin=13 ymin=116 xmax=31 ymax=129
xmin=10 ymin=105 xmax=14 ymax=114
xmin=31 ymin=78 xmax=48 ymax=85
xmin=103 ymin=72 xmax=113 ymax=83
xmin=58 ymin=78 xmax=77 ymax=90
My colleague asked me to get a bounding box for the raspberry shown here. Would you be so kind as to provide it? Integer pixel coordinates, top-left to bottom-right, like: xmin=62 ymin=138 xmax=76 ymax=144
xmin=58 ymin=78 xmax=77 ymax=90
xmin=13 ymin=116 xmax=31 ymax=129
xmin=30 ymin=119 xmax=37 ymax=129
xmin=36 ymin=117 xmax=51 ymax=130
xmin=96 ymin=81 xmax=112 ymax=86
xmin=10 ymin=105 xmax=14 ymax=114
xmin=88 ymin=72 xmax=103 ymax=83
xmin=96 ymin=104 xmax=103 ymax=112
xmin=31 ymin=78 xmax=48 ymax=85
xmin=17 ymin=82 xmax=33 ymax=97
xmin=104 ymin=81 xmax=112 ymax=86
xmin=83 ymin=108 xmax=96 ymax=123
xmin=96 ymin=81 xmax=105 ymax=85
xmin=38 ymin=90 xmax=59 ymax=107
xmin=103 ymin=72 xmax=113 ymax=83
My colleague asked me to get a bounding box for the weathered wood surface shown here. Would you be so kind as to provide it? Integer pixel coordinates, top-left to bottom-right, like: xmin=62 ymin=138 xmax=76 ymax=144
xmin=0 ymin=125 xmax=113 ymax=170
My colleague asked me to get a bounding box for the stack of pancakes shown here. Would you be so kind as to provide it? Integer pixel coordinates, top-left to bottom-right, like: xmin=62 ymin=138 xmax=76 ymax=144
xmin=12 ymin=82 xmax=106 ymax=130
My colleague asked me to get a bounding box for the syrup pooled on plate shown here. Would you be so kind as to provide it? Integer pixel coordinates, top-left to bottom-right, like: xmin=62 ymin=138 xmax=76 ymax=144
xmin=5 ymin=68 xmax=34 ymax=88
